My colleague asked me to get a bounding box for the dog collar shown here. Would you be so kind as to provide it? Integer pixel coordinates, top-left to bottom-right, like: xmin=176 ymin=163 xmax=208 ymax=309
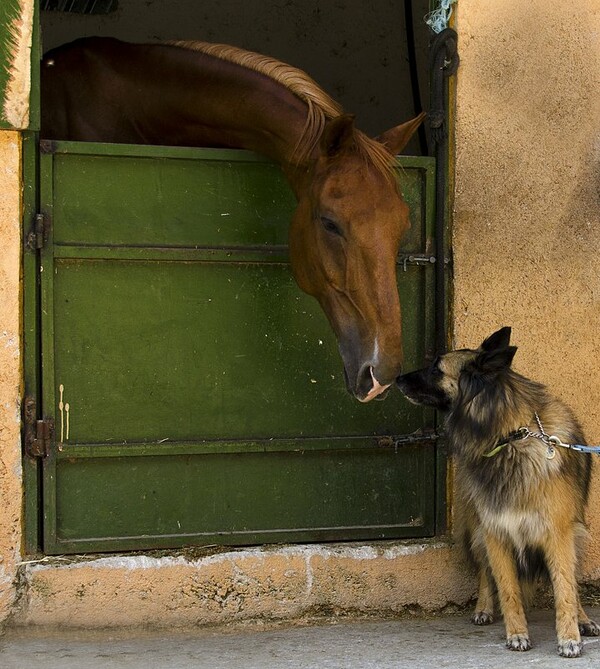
xmin=483 ymin=427 xmax=529 ymax=458
xmin=484 ymin=412 xmax=600 ymax=458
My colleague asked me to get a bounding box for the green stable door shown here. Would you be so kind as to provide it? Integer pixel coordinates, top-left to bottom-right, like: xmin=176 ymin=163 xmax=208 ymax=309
xmin=33 ymin=141 xmax=443 ymax=554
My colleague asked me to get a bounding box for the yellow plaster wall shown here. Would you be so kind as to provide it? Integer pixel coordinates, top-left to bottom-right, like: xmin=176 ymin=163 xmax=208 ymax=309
xmin=13 ymin=544 xmax=472 ymax=628
xmin=453 ymin=0 xmax=600 ymax=577
xmin=0 ymin=131 xmax=23 ymax=618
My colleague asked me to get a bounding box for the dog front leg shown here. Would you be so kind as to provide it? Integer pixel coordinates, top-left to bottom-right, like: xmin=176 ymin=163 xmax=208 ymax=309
xmin=484 ymin=532 xmax=531 ymax=651
xmin=543 ymin=528 xmax=583 ymax=658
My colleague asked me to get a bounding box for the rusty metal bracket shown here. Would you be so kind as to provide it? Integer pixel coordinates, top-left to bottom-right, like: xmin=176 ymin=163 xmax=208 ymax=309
xmin=25 ymin=213 xmax=49 ymax=251
xmin=39 ymin=139 xmax=58 ymax=154
xmin=377 ymin=428 xmax=440 ymax=451
xmin=23 ymin=396 xmax=54 ymax=459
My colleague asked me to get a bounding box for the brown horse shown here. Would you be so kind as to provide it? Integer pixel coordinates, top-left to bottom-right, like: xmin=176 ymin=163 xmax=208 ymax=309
xmin=41 ymin=37 xmax=424 ymax=402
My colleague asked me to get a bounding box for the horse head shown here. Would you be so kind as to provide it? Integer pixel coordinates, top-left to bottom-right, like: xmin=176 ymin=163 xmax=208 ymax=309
xmin=289 ymin=113 xmax=424 ymax=402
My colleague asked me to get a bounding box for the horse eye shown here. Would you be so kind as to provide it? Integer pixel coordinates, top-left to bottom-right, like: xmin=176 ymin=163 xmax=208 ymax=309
xmin=320 ymin=216 xmax=343 ymax=236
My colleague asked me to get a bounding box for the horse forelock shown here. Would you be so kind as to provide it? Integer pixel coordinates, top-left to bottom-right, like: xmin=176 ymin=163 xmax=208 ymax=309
xmin=167 ymin=40 xmax=396 ymax=181
xmin=351 ymin=132 xmax=398 ymax=186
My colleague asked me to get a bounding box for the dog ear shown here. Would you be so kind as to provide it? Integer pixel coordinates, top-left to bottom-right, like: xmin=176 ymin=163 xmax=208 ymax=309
xmin=458 ymin=371 xmax=486 ymax=405
xmin=460 ymin=344 xmax=517 ymax=404
xmin=475 ymin=345 xmax=518 ymax=374
xmin=480 ymin=327 xmax=512 ymax=352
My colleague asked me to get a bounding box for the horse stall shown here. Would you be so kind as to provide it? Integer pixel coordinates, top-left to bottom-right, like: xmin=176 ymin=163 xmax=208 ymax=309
xmin=26 ymin=0 xmax=445 ymax=553
xmin=0 ymin=0 xmax=599 ymax=631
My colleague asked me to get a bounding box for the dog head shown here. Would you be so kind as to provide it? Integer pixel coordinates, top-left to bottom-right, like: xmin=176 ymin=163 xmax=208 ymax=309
xmin=396 ymin=327 xmax=517 ymax=412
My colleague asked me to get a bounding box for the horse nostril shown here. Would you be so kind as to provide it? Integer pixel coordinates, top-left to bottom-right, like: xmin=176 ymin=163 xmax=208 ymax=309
xmin=356 ymin=364 xmax=396 ymax=402
xmin=356 ymin=364 xmax=375 ymax=397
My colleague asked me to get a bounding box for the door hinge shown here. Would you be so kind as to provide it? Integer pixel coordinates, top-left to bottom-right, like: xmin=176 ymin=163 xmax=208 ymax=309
xmin=26 ymin=213 xmax=48 ymax=251
xmin=23 ymin=396 xmax=54 ymax=459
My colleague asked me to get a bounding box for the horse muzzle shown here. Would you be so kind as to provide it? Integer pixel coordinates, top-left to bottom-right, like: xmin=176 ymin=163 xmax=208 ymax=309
xmin=337 ymin=326 xmax=403 ymax=402
xmin=344 ymin=362 xmax=396 ymax=403
xmin=358 ymin=366 xmax=391 ymax=402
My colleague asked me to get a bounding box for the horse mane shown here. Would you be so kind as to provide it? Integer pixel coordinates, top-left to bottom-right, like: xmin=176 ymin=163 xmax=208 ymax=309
xmin=167 ymin=40 xmax=396 ymax=178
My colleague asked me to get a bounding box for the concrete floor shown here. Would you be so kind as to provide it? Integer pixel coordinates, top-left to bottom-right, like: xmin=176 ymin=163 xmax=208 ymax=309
xmin=2 ymin=609 xmax=600 ymax=669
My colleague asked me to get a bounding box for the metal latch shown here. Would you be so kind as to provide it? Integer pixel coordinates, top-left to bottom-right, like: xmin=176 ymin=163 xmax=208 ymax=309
xmin=377 ymin=428 xmax=440 ymax=451
xmin=397 ymin=254 xmax=436 ymax=272
xmin=23 ymin=396 xmax=54 ymax=458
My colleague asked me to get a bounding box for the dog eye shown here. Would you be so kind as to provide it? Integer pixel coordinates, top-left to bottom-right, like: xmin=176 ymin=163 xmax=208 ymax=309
xmin=430 ymin=357 xmax=443 ymax=377
xmin=320 ymin=216 xmax=343 ymax=236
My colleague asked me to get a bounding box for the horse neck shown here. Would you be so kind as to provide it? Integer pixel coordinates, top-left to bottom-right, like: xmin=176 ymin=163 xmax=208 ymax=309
xmin=169 ymin=49 xmax=313 ymax=194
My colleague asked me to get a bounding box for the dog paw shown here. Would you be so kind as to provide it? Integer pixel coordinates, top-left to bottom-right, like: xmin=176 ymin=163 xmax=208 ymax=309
xmin=472 ymin=611 xmax=494 ymax=626
xmin=579 ymin=619 xmax=600 ymax=637
xmin=557 ymin=639 xmax=582 ymax=658
xmin=506 ymin=634 xmax=531 ymax=652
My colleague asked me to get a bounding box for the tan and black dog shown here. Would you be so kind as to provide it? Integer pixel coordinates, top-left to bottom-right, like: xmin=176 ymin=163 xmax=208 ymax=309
xmin=397 ymin=327 xmax=599 ymax=657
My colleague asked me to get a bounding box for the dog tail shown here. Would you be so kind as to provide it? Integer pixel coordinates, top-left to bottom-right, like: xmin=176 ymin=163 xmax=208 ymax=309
xmin=517 ymin=546 xmax=548 ymax=581
xmin=516 ymin=547 xmax=547 ymax=609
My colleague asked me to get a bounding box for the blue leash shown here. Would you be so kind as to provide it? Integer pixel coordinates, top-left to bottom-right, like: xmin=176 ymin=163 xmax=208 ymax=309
xmin=485 ymin=412 xmax=600 ymax=458
xmin=546 ymin=437 xmax=600 ymax=454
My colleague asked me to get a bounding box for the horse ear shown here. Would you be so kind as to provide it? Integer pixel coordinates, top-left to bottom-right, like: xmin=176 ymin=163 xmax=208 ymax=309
xmin=320 ymin=114 xmax=356 ymax=158
xmin=376 ymin=112 xmax=426 ymax=155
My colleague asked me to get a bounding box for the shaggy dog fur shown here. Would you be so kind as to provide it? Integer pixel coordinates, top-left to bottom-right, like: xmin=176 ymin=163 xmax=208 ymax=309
xmin=397 ymin=327 xmax=599 ymax=657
